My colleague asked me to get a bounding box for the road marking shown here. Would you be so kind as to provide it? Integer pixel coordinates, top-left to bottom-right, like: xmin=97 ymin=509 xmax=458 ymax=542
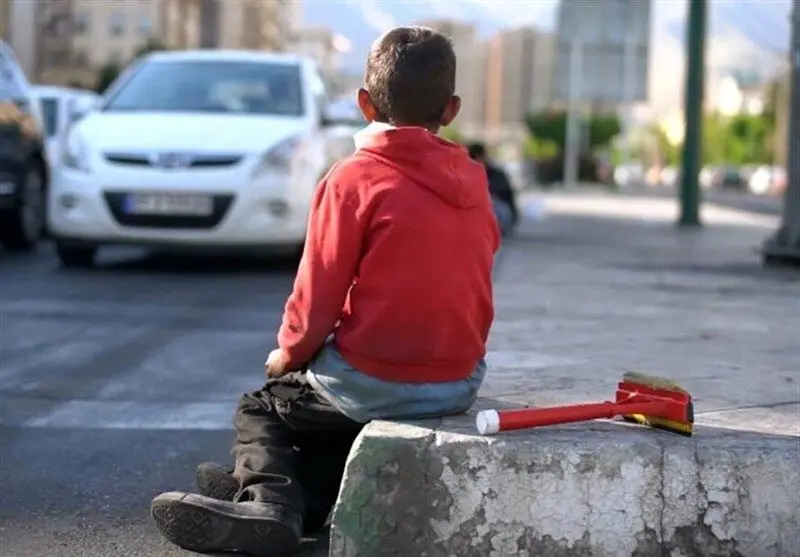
xmin=23 ymin=400 xmax=236 ymax=430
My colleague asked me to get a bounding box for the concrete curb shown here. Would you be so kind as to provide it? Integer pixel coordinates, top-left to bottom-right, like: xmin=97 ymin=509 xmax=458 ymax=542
xmin=330 ymin=416 xmax=800 ymax=557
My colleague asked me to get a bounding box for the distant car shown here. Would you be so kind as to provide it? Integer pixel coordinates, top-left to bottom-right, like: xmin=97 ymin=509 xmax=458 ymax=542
xmin=701 ymin=166 xmax=744 ymax=190
xmin=613 ymin=163 xmax=645 ymax=188
xmin=659 ymin=166 xmax=678 ymax=187
xmin=748 ymin=166 xmax=786 ymax=196
xmin=0 ymin=40 xmax=49 ymax=251
xmin=713 ymin=166 xmax=746 ymax=190
xmin=48 ymin=50 xmax=357 ymax=267
xmin=31 ymin=85 xmax=101 ymax=169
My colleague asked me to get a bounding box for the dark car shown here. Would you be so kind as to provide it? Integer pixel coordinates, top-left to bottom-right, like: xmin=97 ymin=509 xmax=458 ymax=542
xmin=0 ymin=40 xmax=49 ymax=251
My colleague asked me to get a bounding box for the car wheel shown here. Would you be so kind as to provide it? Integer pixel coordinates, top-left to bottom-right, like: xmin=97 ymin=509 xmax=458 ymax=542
xmin=56 ymin=244 xmax=97 ymax=268
xmin=0 ymin=166 xmax=45 ymax=251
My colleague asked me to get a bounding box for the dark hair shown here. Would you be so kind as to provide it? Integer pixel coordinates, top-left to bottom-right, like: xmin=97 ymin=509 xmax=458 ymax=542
xmin=365 ymin=26 xmax=456 ymax=126
xmin=467 ymin=142 xmax=487 ymax=160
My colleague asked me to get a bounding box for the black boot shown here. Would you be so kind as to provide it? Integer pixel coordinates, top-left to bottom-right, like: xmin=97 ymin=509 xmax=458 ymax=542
xmin=195 ymin=462 xmax=238 ymax=501
xmin=195 ymin=462 xmax=332 ymax=535
xmin=151 ymin=492 xmax=302 ymax=556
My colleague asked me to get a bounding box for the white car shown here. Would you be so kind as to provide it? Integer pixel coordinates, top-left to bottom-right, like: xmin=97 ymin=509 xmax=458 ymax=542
xmin=48 ymin=50 xmax=357 ymax=267
xmin=31 ymin=86 xmax=101 ymax=169
xmin=748 ymin=166 xmax=786 ymax=196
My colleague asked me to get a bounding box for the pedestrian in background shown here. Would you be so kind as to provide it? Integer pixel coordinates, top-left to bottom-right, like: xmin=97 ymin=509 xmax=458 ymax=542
xmin=467 ymin=142 xmax=519 ymax=236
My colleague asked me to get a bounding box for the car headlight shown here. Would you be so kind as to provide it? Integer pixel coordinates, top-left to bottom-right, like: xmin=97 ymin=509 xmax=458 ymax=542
xmin=252 ymin=135 xmax=302 ymax=178
xmin=62 ymin=127 xmax=91 ymax=173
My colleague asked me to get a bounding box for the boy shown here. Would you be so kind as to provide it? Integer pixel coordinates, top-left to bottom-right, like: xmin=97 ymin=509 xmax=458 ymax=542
xmin=151 ymin=26 xmax=500 ymax=556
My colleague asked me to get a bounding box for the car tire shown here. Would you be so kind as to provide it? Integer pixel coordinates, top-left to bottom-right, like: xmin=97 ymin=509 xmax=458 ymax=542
xmin=0 ymin=165 xmax=46 ymax=252
xmin=56 ymin=244 xmax=97 ymax=268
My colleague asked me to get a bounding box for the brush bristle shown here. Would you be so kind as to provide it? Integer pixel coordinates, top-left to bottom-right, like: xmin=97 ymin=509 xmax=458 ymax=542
xmin=623 ymin=414 xmax=693 ymax=437
xmin=622 ymin=371 xmax=689 ymax=394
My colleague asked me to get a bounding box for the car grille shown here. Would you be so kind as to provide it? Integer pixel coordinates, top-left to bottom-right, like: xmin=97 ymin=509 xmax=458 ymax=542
xmin=103 ymin=192 xmax=234 ymax=229
xmin=103 ymin=152 xmax=244 ymax=169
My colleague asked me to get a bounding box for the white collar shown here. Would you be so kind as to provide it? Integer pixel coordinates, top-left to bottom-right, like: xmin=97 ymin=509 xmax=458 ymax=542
xmin=353 ymin=121 xmax=396 ymax=150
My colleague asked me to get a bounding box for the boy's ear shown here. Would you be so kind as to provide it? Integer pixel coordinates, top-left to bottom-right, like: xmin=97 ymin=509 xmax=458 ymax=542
xmin=439 ymin=95 xmax=461 ymax=127
xmin=357 ymin=88 xmax=379 ymax=123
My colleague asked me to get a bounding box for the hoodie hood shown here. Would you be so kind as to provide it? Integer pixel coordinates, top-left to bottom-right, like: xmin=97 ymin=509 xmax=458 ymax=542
xmin=353 ymin=122 xmax=488 ymax=209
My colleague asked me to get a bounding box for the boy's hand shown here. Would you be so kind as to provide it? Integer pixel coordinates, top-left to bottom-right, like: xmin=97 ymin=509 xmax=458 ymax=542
xmin=265 ymin=348 xmax=290 ymax=377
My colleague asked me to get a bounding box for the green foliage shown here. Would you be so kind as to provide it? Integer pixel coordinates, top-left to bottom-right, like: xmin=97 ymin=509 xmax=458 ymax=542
xmin=523 ymin=135 xmax=559 ymax=159
xmin=439 ymin=126 xmax=463 ymax=143
xmin=525 ymin=112 xmax=568 ymax=152
xmin=94 ymin=37 xmax=167 ymax=94
xmin=94 ymin=62 xmax=122 ymax=94
xmin=524 ymin=111 xmax=621 ymax=156
xmin=135 ymin=37 xmax=166 ymax=58
xmin=588 ymin=115 xmax=622 ymax=150
xmin=700 ymin=112 xmax=773 ymax=166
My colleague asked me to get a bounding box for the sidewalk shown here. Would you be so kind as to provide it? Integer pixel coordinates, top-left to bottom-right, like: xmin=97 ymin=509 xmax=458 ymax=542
xmin=330 ymin=191 xmax=800 ymax=557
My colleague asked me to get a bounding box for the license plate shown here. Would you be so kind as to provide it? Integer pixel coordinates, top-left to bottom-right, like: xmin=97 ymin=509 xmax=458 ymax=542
xmin=123 ymin=194 xmax=213 ymax=216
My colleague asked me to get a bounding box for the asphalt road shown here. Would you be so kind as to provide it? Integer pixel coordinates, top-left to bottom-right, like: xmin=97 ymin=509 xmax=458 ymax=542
xmin=0 ymin=246 xmax=327 ymax=556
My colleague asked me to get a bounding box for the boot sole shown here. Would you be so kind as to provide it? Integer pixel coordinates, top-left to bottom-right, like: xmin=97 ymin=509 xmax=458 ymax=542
xmin=151 ymin=493 xmax=298 ymax=556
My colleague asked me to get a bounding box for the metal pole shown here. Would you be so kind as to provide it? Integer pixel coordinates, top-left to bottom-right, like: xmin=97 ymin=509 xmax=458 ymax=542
xmin=564 ymin=39 xmax=583 ymax=188
xmin=763 ymin=0 xmax=800 ymax=264
xmin=678 ymin=0 xmax=707 ymax=226
xmin=620 ymin=36 xmax=637 ymax=168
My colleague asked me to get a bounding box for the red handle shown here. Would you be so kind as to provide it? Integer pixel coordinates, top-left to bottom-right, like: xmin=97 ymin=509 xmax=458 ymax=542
xmin=496 ymin=400 xmax=667 ymax=432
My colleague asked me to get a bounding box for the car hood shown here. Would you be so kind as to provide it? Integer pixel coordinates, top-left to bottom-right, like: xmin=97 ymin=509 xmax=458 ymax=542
xmin=77 ymin=112 xmax=308 ymax=154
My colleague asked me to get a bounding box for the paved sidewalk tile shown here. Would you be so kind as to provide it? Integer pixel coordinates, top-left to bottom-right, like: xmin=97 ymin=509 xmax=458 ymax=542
xmin=483 ymin=191 xmax=799 ymax=436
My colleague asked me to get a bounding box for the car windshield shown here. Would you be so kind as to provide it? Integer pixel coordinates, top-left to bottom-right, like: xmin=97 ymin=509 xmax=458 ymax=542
xmin=104 ymin=60 xmax=304 ymax=116
xmin=39 ymin=97 xmax=59 ymax=137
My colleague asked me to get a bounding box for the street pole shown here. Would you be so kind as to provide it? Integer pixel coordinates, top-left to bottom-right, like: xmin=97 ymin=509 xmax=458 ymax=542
xmin=763 ymin=0 xmax=800 ymax=264
xmin=620 ymin=35 xmax=637 ymax=168
xmin=678 ymin=0 xmax=707 ymax=227
xmin=564 ymin=39 xmax=583 ymax=188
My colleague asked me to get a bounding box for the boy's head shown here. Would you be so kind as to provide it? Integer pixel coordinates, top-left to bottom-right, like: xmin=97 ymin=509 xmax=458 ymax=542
xmin=358 ymin=26 xmax=460 ymax=131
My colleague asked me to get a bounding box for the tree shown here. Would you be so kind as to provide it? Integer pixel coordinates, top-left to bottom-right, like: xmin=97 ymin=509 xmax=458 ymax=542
xmin=524 ymin=110 xmax=621 ymax=155
xmin=439 ymin=126 xmax=463 ymax=143
xmin=135 ymin=37 xmax=166 ymax=58
xmin=94 ymin=62 xmax=122 ymax=94
xmin=93 ymin=37 xmax=167 ymax=94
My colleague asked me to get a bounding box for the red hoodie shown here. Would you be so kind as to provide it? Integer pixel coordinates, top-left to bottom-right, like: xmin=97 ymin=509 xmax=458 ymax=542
xmin=278 ymin=126 xmax=500 ymax=383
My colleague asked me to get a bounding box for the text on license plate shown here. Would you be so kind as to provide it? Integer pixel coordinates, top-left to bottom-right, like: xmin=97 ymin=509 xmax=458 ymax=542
xmin=123 ymin=194 xmax=213 ymax=216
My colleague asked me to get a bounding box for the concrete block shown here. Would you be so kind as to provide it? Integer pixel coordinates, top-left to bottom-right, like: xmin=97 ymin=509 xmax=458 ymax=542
xmin=330 ymin=416 xmax=800 ymax=557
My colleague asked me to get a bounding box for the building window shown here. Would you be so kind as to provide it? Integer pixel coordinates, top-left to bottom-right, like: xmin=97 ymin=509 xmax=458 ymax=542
xmin=73 ymin=11 xmax=90 ymax=34
xmin=138 ymin=15 xmax=152 ymax=37
xmin=108 ymin=12 xmax=125 ymax=37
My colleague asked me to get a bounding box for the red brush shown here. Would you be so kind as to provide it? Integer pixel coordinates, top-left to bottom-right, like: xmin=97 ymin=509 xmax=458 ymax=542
xmin=476 ymin=372 xmax=694 ymax=436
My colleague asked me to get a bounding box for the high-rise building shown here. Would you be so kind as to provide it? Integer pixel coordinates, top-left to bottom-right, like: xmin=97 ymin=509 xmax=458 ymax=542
xmin=484 ymin=26 xmax=555 ymax=142
xmin=13 ymin=0 xmax=296 ymax=87
xmin=414 ymin=19 xmax=485 ymax=138
xmin=3 ymin=0 xmax=39 ymax=78
xmin=289 ymin=26 xmax=341 ymax=84
xmin=200 ymin=0 xmax=294 ymax=52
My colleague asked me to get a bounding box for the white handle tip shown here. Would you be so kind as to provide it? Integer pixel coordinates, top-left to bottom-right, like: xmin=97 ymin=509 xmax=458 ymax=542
xmin=476 ymin=409 xmax=500 ymax=435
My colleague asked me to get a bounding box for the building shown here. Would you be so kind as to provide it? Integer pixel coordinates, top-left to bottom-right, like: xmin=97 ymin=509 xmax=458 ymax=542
xmin=1 ymin=0 xmax=11 ymax=41
xmin=199 ymin=0 xmax=294 ymax=51
xmin=414 ymin=19 xmax=485 ymax=138
xmin=12 ymin=0 xmax=295 ymax=87
xmin=484 ymin=27 xmax=555 ymax=144
xmin=3 ymin=0 xmax=39 ymax=77
xmin=289 ymin=26 xmax=351 ymax=92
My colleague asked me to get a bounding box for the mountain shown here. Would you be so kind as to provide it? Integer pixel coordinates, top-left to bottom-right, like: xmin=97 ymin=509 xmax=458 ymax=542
xmin=300 ymin=0 xmax=793 ymax=115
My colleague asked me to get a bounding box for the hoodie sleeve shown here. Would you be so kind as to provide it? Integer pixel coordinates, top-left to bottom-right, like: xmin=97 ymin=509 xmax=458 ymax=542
xmin=277 ymin=167 xmax=364 ymax=368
